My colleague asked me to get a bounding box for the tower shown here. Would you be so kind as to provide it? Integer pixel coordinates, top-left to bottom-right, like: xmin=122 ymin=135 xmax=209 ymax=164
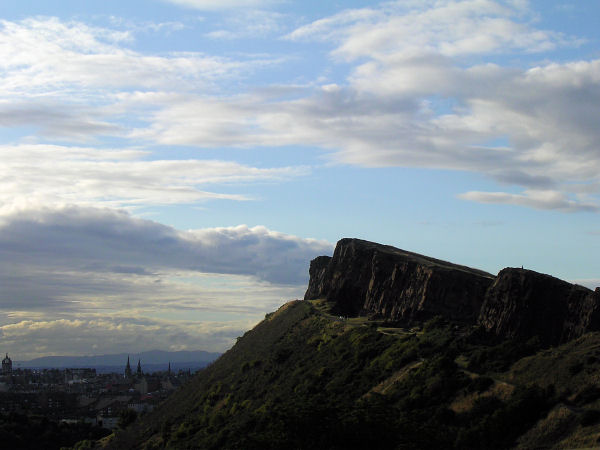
xmin=136 ymin=359 xmax=142 ymax=377
xmin=125 ymin=355 xmax=132 ymax=378
xmin=2 ymin=353 xmax=12 ymax=375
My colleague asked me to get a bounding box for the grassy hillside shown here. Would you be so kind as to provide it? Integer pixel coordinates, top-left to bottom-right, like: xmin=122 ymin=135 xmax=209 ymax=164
xmin=103 ymin=300 xmax=600 ymax=449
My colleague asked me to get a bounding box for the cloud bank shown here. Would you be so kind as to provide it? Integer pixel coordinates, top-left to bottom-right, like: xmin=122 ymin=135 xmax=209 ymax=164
xmin=0 ymin=205 xmax=332 ymax=289
xmin=0 ymin=206 xmax=332 ymax=358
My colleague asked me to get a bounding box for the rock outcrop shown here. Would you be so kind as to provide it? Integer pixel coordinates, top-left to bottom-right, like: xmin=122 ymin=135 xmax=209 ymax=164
xmin=478 ymin=270 xmax=600 ymax=346
xmin=305 ymin=238 xmax=494 ymax=323
xmin=303 ymin=256 xmax=331 ymax=300
xmin=306 ymin=238 xmax=600 ymax=346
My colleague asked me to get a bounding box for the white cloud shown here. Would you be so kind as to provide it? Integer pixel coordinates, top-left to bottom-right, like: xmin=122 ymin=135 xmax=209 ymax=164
xmin=129 ymin=0 xmax=600 ymax=212
xmin=458 ymin=190 xmax=600 ymax=212
xmin=1 ymin=6 xmax=596 ymax=214
xmin=287 ymin=0 xmax=575 ymax=59
xmin=132 ymin=59 xmax=600 ymax=210
xmin=0 ymin=143 xmax=307 ymax=209
xmin=0 ymin=17 xmax=284 ymax=143
xmin=0 ymin=205 xmax=332 ymax=286
xmin=205 ymin=10 xmax=286 ymax=40
xmin=0 ymin=101 xmax=122 ymax=140
xmin=0 ymin=17 xmax=253 ymax=98
xmin=286 ymin=7 xmax=379 ymax=43
xmin=0 ymin=315 xmax=255 ymax=359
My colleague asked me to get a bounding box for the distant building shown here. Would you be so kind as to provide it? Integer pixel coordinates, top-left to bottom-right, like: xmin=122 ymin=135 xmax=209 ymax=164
xmin=2 ymin=354 xmax=12 ymax=375
xmin=65 ymin=368 xmax=96 ymax=383
xmin=124 ymin=356 xmax=132 ymax=379
xmin=134 ymin=377 xmax=148 ymax=395
xmin=136 ymin=359 xmax=142 ymax=377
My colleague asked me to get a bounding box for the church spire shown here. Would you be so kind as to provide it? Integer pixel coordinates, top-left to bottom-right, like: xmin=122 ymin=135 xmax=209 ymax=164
xmin=125 ymin=355 xmax=132 ymax=378
xmin=136 ymin=359 xmax=142 ymax=376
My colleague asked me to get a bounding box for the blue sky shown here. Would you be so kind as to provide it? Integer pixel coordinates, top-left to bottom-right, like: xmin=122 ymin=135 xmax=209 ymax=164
xmin=1 ymin=0 xmax=599 ymax=358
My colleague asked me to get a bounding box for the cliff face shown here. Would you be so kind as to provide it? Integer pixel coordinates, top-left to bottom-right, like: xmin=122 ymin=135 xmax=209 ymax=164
xmin=305 ymin=238 xmax=494 ymax=323
xmin=306 ymin=238 xmax=600 ymax=345
xmin=303 ymin=255 xmax=331 ymax=300
xmin=565 ymin=288 xmax=600 ymax=341
xmin=478 ymin=270 xmax=600 ymax=346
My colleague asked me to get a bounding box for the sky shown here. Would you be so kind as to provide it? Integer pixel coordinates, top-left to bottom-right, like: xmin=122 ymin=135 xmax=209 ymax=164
xmin=1 ymin=0 xmax=599 ymax=359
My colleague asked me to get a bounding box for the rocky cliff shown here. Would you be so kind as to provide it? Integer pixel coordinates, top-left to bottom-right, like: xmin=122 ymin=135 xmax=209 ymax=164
xmin=478 ymin=269 xmax=600 ymax=346
xmin=305 ymin=238 xmax=494 ymax=323
xmin=303 ymin=255 xmax=331 ymax=300
xmin=306 ymin=238 xmax=600 ymax=345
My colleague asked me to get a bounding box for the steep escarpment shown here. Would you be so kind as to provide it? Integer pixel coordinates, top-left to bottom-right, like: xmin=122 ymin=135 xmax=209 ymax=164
xmin=303 ymin=255 xmax=331 ymax=300
xmin=305 ymin=238 xmax=494 ymax=323
xmin=306 ymin=238 xmax=600 ymax=345
xmin=479 ymin=269 xmax=600 ymax=346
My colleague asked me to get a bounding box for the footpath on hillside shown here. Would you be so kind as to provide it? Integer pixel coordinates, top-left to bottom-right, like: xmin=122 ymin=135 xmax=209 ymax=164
xmin=308 ymin=298 xmax=420 ymax=337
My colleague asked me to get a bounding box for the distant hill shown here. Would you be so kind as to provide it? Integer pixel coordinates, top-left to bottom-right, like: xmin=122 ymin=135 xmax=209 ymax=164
xmin=17 ymin=349 xmax=221 ymax=372
xmin=103 ymin=239 xmax=600 ymax=449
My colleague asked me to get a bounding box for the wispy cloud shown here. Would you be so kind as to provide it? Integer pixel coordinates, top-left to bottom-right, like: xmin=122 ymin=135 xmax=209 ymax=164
xmin=205 ymin=10 xmax=286 ymax=40
xmin=0 ymin=315 xmax=255 ymax=359
xmin=131 ymin=56 xmax=600 ymax=211
xmin=2 ymin=7 xmax=597 ymax=215
xmin=128 ymin=1 xmax=599 ymax=212
xmin=286 ymin=0 xmax=577 ymax=57
xmin=458 ymin=190 xmax=600 ymax=212
xmin=0 ymin=143 xmax=307 ymax=209
xmin=0 ymin=17 xmax=245 ymax=96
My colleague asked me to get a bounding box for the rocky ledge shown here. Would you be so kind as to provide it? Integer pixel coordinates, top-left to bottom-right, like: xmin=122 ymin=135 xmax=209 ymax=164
xmin=305 ymin=238 xmax=600 ymax=346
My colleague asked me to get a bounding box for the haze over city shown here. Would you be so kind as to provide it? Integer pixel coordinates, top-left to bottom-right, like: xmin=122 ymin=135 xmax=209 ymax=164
xmin=1 ymin=0 xmax=599 ymax=359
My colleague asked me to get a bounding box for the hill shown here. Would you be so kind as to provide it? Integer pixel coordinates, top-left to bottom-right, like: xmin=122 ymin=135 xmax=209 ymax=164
xmin=102 ymin=239 xmax=600 ymax=449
